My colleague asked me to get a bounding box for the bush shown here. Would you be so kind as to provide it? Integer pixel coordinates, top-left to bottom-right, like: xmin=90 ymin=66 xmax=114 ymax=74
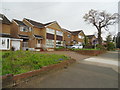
xmin=106 ymin=42 xmax=115 ymax=51
xmin=55 ymin=46 xmax=65 ymax=50
xmin=96 ymin=44 xmax=106 ymax=50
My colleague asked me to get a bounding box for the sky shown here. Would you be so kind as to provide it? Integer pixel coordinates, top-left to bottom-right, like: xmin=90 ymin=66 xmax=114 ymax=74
xmin=1 ymin=0 xmax=119 ymax=40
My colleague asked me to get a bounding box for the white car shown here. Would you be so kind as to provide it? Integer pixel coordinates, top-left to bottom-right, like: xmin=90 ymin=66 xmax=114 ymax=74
xmin=71 ymin=44 xmax=83 ymax=49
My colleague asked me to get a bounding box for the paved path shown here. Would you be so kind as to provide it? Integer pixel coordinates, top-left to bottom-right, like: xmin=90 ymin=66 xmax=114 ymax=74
xmin=15 ymin=51 xmax=119 ymax=88
xmin=40 ymin=51 xmax=90 ymax=61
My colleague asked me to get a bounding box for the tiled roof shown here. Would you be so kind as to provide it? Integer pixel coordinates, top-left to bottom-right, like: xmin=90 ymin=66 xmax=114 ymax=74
xmin=86 ymin=35 xmax=95 ymax=38
xmin=71 ymin=30 xmax=82 ymax=35
xmin=13 ymin=19 xmax=28 ymax=26
xmin=62 ymin=28 xmax=72 ymax=33
xmin=0 ymin=14 xmax=11 ymax=25
xmin=24 ymin=18 xmax=45 ymax=28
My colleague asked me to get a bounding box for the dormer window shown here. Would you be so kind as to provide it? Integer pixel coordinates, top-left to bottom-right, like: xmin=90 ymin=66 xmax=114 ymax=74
xmin=20 ymin=26 xmax=28 ymax=32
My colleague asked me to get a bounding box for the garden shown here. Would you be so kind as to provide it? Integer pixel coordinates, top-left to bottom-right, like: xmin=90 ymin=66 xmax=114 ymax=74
xmin=1 ymin=51 xmax=70 ymax=75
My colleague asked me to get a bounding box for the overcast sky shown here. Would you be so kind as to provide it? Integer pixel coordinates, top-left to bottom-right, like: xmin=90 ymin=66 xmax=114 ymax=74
xmin=1 ymin=0 xmax=119 ymax=40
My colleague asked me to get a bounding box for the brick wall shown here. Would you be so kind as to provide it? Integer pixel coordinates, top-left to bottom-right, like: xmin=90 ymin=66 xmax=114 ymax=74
xmin=2 ymin=59 xmax=76 ymax=88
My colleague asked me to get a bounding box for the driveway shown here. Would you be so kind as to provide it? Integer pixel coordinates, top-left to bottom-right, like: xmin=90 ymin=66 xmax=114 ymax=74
xmin=15 ymin=51 xmax=119 ymax=88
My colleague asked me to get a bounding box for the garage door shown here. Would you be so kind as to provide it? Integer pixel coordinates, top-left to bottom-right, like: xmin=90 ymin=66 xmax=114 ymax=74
xmin=11 ymin=40 xmax=20 ymax=51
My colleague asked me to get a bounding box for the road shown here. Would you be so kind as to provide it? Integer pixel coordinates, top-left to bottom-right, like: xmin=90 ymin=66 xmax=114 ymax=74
xmin=15 ymin=51 xmax=119 ymax=88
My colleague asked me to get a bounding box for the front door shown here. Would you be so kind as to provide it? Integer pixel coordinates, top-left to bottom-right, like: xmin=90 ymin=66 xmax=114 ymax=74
xmin=37 ymin=40 xmax=41 ymax=47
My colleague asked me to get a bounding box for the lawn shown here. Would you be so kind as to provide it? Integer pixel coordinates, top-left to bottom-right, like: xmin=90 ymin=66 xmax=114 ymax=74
xmin=69 ymin=48 xmax=100 ymax=51
xmin=1 ymin=51 xmax=70 ymax=75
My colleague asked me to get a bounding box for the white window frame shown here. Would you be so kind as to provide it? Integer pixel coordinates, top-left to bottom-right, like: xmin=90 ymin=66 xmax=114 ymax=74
xmin=46 ymin=28 xmax=55 ymax=34
xmin=56 ymin=31 xmax=63 ymax=36
xmin=46 ymin=39 xmax=54 ymax=48
xmin=20 ymin=26 xmax=28 ymax=32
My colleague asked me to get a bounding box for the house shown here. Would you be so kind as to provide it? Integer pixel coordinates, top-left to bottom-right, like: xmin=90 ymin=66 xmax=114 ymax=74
xmin=71 ymin=30 xmax=85 ymax=45
xmin=0 ymin=14 xmax=22 ymax=51
xmin=86 ymin=35 xmax=98 ymax=45
xmin=11 ymin=19 xmax=30 ymax=50
xmin=22 ymin=18 xmax=64 ymax=51
xmin=62 ymin=28 xmax=85 ymax=46
xmin=62 ymin=28 xmax=72 ymax=46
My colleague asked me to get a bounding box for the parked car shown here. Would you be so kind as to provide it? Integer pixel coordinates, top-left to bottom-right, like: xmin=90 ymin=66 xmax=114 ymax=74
xmin=71 ymin=44 xmax=83 ymax=49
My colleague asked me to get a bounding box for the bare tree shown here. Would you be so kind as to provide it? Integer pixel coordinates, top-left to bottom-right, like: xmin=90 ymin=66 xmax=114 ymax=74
xmin=83 ymin=9 xmax=119 ymax=45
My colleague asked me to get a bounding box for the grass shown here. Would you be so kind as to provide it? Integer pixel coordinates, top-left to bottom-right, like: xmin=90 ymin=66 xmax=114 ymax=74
xmin=1 ymin=51 xmax=70 ymax=75
xmin=69 ymin=48 xmax=100 ymax=51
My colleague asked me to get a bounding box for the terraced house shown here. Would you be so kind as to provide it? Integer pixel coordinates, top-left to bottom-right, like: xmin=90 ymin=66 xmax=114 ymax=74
xmin=63 ymin=28 xmax=85 ymax=46
xmin=0 ymin=14 xmax=22 ymax=51
xmin=22 ymin=18 xmax=64 ymax=51
xmin=86 ymin=35 xmax=98 ymax=45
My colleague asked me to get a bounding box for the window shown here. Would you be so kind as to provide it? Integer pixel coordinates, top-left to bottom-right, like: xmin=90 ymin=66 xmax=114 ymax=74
xmin=20 ymin=26 xmax=28 ymax=32
xmin=56 ymin=31 xmax=63 ymax=36
xmin=38 ymin=40 xmax=41 ymax=44
xmin=56 ymin=40 xmax=63 ymax=46
xmin=29 ymin=27 xmax=32 ymax=32
xmin=46 ymin=28 xmax=55 ymax=34
xmin=46 ymin=39 xmax=54 ymax=48
xmin=78 ymin=35 xmax=84 ymax=39
xmin=67 ymin=35 xmax=71 ymax=38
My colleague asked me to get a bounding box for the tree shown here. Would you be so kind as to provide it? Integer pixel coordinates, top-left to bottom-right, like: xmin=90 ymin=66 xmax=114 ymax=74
xmin=106 ymin=34 xmax=115 ymax=50
xmin=83 ymin=9 xmax=119 ymax=45
xmin=106 ymin=34 xmax=112 ymax=43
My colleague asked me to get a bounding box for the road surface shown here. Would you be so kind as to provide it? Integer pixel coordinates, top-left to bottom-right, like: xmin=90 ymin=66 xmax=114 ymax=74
xmin=15 ymin=51 xmax=119 ymax=88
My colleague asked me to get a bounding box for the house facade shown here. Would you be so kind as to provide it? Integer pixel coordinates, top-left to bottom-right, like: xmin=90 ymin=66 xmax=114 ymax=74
xmin=71 ymin=30 xmax=85 ymax=45
xmin=86 ymin=35 xmax=98 ymax=45
xmin=23 ymin=18 xmax=64 ymax=51
xmin=0 ymin=14 xmax=22 ymax=51
xmin=63 ymin=29 xmax=85 ymax=46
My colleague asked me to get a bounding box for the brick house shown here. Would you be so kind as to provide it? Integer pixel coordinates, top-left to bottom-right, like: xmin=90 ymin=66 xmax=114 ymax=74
xmin=0 ymin=14 xmax=22 ymax=51
xmin=86 ymin=35 xmax=98 ymax=45
xmin=63 ymin=29 xmax=85 ymax=46
xmin=71 ymin=30 xmax=85 ymax=45
xmin=22 ymin=18 xmax=64 ymax=51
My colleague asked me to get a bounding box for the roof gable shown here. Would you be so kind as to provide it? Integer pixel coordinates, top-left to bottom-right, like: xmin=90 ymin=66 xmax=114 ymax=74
xmin=13 ymin=19 xmax=28 ymax=26
xmin=45 ymin=21 xmax=62 ymax=31
xmin=24 ymin=18 xmax=44 ymax=28
xmin=0 ymin=14 xmax=11 ymax=25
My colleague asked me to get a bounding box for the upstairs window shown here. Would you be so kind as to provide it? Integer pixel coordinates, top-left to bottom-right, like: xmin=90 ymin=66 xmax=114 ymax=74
xmin=78 ymin=35 xmax=84 ymax=39
xmin=56 ymin=31 xmax=63 ymax=36
xmin=20 ymin=26 xmax=28 ymax=32
xmin=46 ymin=28 xmax=55 ymax=34
xmin=67 ymin=35 xmax=71 ymax=38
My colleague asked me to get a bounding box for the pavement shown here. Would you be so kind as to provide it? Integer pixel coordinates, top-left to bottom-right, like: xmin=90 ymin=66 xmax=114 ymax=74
xmin=14 ymin=51 xmax=119 ymax=88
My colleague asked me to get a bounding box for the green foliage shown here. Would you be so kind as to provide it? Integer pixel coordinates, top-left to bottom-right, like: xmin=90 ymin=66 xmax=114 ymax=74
xmin=55 ymin=46 xmax=65 ymax=50
xmin=69 ymin=48 xmax=100 ymax=51
xmin=106 ymin=42 xmax=115 ymax=51
xmin=1 ymin=51 xmax=69 ymax=75
xmin=96 ymin=44 xmax=106 ymax=50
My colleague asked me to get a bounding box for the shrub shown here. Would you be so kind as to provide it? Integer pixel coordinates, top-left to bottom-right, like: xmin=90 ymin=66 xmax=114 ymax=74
xmin=96 ymin=44 xmax=106 ymax=50
xmin=106 ymin=42 xmax=115 ymax=51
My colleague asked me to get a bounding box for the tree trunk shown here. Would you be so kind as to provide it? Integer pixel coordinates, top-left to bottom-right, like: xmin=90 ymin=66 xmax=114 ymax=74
xmin=98 ymin=29 xmax=102 ymax=45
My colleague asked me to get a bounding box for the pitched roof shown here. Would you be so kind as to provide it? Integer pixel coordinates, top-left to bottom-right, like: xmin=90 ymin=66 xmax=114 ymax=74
xmin=86 ymin=35 xmax=95 ymax=38
xmin=71 ymin=30 xmax=82 ymax=35
xmin=24 ymin=18 xmax=45 ymax=28
xmin=13 ymin=19 xmax=28 ymax=26
xmin=62 ymin=28 xmax=72 ymax=33
xmin=0 ymin=14 xmax=11 ymax=25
